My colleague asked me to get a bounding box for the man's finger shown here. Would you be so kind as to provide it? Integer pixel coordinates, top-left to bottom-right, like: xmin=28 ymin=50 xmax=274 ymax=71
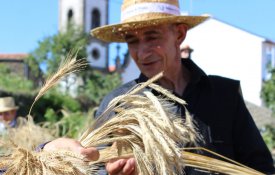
xmin=106 ymin=159 xmax=127 ymax=174
xmin=121 ymin=158 xmax=135 ymax=175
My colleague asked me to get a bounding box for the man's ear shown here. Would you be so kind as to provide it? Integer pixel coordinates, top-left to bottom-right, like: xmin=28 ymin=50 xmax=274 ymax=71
xmin=175 ymin=24 xmax=188 ymax=46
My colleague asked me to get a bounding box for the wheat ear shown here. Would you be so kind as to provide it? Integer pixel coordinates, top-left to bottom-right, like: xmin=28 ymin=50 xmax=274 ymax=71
xmin=28 ymin=52 xmax=87 ymax=115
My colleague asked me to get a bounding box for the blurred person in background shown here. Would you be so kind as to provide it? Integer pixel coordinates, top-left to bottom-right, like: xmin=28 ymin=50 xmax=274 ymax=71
xmin=0 ymin=96 xmax=18 ymax=133
xmin=180 ymin=44 xmax=193 ymax=59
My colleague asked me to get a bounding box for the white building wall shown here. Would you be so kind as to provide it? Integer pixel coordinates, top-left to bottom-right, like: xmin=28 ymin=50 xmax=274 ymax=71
xmin=59 ymin=0 xmax=84 ymax=31
xmin=59 ymin=0 xmax=108 ymax=70
xmin=84 ymin=0 xmax=108 ymax=32
xmin=183 ymin=18 xmax=265 ymax=105
xmin=84 ymin=0 xmax=108 ymax=69
xmin=87 ymin=42 xmax=107 ymax=68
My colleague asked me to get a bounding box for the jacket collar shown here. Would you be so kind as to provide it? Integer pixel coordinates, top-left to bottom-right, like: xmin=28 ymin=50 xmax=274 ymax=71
xmin=136 ymin=58 xmax=210 ymax=86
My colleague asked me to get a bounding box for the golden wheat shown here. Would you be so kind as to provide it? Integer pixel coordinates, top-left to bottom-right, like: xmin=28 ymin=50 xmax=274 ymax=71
xmin=0 ymin=53 xmax=266 ymax=175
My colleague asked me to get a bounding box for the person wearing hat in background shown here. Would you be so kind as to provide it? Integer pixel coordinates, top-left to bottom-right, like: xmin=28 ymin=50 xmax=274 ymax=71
xmin=0 ymin=97 xmax=19 ymax=133
xmin=0 ymin=97 xmax=19 ymax=174
xmin=43 ymin=0 xmax=275 ymax=174
xmin=180 ymin=44 xmax=194 ymax=59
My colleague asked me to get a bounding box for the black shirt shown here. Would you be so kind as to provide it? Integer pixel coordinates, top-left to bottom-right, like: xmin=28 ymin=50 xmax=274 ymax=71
xmin=96 ymin=59 xmax=275 ymax=174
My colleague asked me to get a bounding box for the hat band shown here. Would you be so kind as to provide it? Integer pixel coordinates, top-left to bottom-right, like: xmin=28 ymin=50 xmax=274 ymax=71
xmin=121 ymin=2 xmax=180 ymax=22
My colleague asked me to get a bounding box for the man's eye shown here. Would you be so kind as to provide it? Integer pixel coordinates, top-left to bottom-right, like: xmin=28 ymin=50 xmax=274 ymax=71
xmin=127 ymin=40 xmax=138 ymax=45
xmin=146 ymin=36 xmax=158 ymax=41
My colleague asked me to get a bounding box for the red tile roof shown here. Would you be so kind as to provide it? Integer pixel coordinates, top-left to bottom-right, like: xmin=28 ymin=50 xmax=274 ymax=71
xmin=0 ymin=53 xmax=28 ymax=60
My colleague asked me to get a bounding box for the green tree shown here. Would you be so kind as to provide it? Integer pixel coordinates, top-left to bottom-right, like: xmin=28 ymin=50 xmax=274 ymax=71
xmin=25 ymin=23 xmax=122 ymax=114
xmin=0 ymin=64 xmax=34 ymax=93
xmin=261 ymin=67 xmax=275 ymax=112
xmin=78 ymin=71 xmax=122 ymax=107
xmin=26 ymin=25 xmax=88 ymax=78
xmin=1 ymin=24 xmax=121 ymax=137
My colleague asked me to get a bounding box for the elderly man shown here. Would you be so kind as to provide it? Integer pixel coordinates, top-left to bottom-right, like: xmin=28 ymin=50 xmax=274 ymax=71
xmin=44 ymin=0 xmax=275 ymax=174
xmin=0 ymin=96 xmax=18 ymax=131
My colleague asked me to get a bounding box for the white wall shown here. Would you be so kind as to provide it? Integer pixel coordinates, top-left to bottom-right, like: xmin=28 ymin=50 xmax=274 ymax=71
xmin=87 ymin=42 xmax=107 ymax=68
xmin=84 ymin=0 xmax=108 ymax=32
xmin=59 ymin=0 xmax=84 ymax=31
xmin=183 ymin=18 xmax=265 ymax=105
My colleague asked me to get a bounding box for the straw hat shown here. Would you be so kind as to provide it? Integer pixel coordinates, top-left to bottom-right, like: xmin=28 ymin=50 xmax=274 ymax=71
xmin=91 ymin=0 xmax=208 ymax=42
xmin=0 ymin=97 xmax=18 ymax=113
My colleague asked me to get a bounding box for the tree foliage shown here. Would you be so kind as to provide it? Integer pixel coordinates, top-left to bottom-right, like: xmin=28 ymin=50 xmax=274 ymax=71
xmin=261 ymin=67 xmax=275 ymax=112
xmin=2 ymin=24 xmax=122 ymax=134
xmin=25 ymin=24 xmax=122 ymax=108
xmin=0 ymin=64 xmax=34 ymax=93
xmin=261 ymin=125 xmax=275 ymax=150
xmin=26 ymin=25 xmax=88 ymax=78
xmin=78 ymin=71 xmax=122 ymax=106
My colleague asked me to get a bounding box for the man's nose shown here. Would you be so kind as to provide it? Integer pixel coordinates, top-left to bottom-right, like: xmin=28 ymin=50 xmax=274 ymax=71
xmin=138 ymin=42 xmax=153 ymax=59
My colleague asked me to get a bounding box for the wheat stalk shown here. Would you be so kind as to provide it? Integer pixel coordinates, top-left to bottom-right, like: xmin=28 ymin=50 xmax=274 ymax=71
xmin=0 ymin=144 xmax=96 ymax=175
xmin=0 ymin=116 xmax=54 ymax=152
xmin=78 ymin=75 xmax=264 ymax=175
xmin=0 ymin=51 xmax=91 ymax=175
xmin=79 ymin=76 xmax=199 ymax=175
xmin=0 ymin=66 xmax=265 ymax=175
xmin=28 ymin=51 xmax=88 ymax=115
xmin=181 ymin=148 xmax=264 ymax=175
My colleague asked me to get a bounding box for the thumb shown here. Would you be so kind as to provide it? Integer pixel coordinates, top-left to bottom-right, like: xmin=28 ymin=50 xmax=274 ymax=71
xmin=79 ymin=146 xmax=99 ymax=161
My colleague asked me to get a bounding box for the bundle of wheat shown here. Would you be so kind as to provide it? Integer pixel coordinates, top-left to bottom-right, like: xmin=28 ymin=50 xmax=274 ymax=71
xmin=0 ymin=52 xmax=265 ymax=175
xmin=79 ymin=72 xmax=198 ymax=175
xmin=0 ymin=52 xmax=94 ymax=175
xmin=79 ymin=74 xmax=264 ymax=175
xmin=0 ymin=145 xmax=97 ymax=175
xmin=0 ymin=116 xmax=54 ymax=152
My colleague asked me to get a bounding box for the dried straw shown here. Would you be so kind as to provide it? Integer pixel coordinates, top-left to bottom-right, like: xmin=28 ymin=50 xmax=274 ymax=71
xmin=181 ymin=148 xmax=264 ymax=175
xmin=0 ymin=144 xmax=96 ymax=175
xmin=79 ymin=72 xmax=199 ymax=175
xmin=0 ymin=116 xmax=54 ymax=152
xmin=28 ymin=51 xmax=88 ymax=115
xmin=78 ymin=74 xmax=264 ymax=175
xmin=0 ymin=54 xmax=265 ymax=175
xmin=0 ymin=51 xmax=92 ymax=175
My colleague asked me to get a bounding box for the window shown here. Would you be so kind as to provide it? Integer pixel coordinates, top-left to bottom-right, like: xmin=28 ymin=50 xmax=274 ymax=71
xmin=263 ymin=44 xmax=275 ymax=80
xmin=67 ymin=9 xmax=74 ymax=23
xmin=91 ymin=48 xmax=100 ymax=60
xmin=91 ymin=8 xmax=100 ymax=29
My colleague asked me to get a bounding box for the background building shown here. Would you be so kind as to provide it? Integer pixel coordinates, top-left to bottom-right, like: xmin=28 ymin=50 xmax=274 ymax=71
xmin=59 ymin=0 xmax=109 ymax=71
xmin=0 ymin=53 xmax=29 ymax=78
xmin=182 ymin=17 xmax=275 ymax=106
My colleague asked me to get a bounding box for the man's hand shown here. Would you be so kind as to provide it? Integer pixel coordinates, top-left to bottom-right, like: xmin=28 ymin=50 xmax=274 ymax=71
xmin=43 ymin=138 xmax=99 ymax=161
xmin=106 ymin=157 xmax=136 ymax=175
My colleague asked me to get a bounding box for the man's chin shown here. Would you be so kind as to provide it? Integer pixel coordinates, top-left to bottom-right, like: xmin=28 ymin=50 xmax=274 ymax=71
xmin=143 ymin=71 xmax=162 ymax=79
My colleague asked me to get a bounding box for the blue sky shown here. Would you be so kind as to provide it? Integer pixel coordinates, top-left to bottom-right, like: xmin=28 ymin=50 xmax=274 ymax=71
xmin=0 ymin=0 xmax=275 ymax=65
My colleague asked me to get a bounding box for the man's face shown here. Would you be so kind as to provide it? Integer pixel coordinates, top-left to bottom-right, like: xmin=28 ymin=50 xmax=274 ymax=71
xmin=0 ymin=110 xmax=16 ymax=122
xmin=124 ymin=24 xmax=186 ymax=78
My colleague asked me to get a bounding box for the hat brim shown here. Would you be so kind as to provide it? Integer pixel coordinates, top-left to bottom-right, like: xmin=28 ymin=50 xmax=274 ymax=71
xmin=91 ymin=15 xmax=208 ymax=42
xmin=0 ymin=106 xmax=18 ymax=113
